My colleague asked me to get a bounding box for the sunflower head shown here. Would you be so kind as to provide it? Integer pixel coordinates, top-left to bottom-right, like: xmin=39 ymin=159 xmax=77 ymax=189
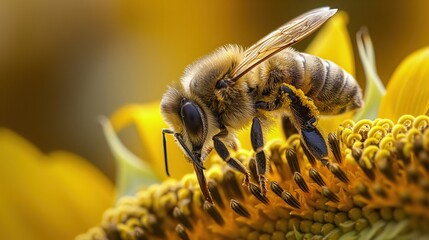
xmin=78 ymin=115 xmax=429 ymax=240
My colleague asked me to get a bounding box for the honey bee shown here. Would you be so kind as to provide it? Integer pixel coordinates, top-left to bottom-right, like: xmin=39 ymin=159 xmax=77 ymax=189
xmin=161 ymin=7 xmax=363 ymax=203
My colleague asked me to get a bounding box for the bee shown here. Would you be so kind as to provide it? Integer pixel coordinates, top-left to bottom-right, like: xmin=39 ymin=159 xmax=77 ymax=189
xmin=161 ymin=7 xmax=363 ymax=203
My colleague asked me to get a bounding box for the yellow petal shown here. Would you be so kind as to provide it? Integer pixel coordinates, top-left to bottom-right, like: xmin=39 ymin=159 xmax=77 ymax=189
xmin=47 ymin=151 xmax=115 ymax=228
xmin=236 ymin=121 xmax=284 ymax=151
xmin=0 ymin=128 xmax=114 ymax=240
xmin=306 ymin=11 xmax=355 ymax=76
xmin=379 ymin=47 xmax=429 ymax=121
xmin=110 ymin=103 xmax=193 ymax=180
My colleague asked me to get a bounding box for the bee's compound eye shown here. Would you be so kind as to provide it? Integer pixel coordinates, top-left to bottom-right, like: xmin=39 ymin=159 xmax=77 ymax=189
xmin=181 ymin=101 xmax=204 ymax=138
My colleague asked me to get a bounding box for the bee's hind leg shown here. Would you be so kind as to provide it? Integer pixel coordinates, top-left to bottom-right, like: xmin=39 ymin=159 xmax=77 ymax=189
xmin=257 ymin=84 xmax=329 ymax=163
xmin=213 ymin=132 xmax=250 ymax=186
xmin=279 ymin=84 xmax=329 ymax=161
xmin=250 ymin=117 xmax=268 ymax=195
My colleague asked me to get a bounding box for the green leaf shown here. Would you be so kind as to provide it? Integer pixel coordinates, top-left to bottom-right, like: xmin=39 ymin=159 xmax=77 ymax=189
xmin=353 ymin=28 xmax=386 ymax=121
xmin=100 ymin=116 xmax=159 ymax=199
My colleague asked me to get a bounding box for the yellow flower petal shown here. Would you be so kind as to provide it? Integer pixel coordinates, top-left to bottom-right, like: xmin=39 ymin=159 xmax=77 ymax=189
xmin=379 ymin=47 xmax=429 ymax=120
xmin=306 ymin=11 xmax=355 ymax=76
xmin=0 ymin=128 xmax=114 ymax=240
xmin=110 ymin=103 xmax=194 ymax=180
xmin=47 ymin=151 xmax=115 ymax=228
xmin=236 ymin=122 xmax=283 ymax=152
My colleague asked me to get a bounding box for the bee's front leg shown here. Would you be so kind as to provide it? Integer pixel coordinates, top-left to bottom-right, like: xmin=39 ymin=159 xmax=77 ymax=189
xmin=192 ymin=162 xmax=213 ymax=204
xmin=250 ymin=117 xmax=268 ymax=195
xmin=213 ymin=131 xmax=250 ymax=186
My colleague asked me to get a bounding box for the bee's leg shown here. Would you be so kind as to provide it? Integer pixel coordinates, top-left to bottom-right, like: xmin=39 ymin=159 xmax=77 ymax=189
xmin=250 ymin=117 xmax=268 ymax=195
xmin=193 ymin=161 xmax=213 ymax=204
xmin=299 ymin=125 xmax=328 ymax=160
xmin=256 ymin=84 xmax=328 ymax=161
xmin=280 ymin=84 xmax=328 ymax=160
xmin=213 ymin=132 xmax=250 ymax=186
xmin=255 ymin=94 xmax=284 ymax=111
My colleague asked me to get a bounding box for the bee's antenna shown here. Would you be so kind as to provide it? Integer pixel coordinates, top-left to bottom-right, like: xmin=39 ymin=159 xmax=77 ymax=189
xmin=162 ymin=129 xmax=174 ymax=176
xmin=162 ymin=128 xmax=206 ymax=175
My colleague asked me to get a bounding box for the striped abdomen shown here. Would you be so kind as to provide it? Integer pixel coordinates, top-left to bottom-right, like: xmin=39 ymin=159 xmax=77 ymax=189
xmin=259 ymin=48 xmax=363 ymax=115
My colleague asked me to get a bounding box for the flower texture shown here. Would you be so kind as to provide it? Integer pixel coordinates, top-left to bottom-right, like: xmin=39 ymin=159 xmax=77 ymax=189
xmin=77 ymin=115 xmax=429 ymax=240
xmin=77 ymin=11 xmax=429 ymax=240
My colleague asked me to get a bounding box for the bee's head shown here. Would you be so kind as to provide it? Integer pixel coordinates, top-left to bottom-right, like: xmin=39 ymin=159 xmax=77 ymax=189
xmin=160 ymin=85 xmax=213 ymax=174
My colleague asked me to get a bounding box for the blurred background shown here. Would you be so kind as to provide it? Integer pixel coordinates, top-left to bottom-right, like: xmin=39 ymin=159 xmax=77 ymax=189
xmin=1 ymin=0 xmax=429 ymax=180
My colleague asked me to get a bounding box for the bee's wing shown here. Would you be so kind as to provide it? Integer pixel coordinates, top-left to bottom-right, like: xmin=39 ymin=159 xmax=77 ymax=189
xmin=230 ymin=7 xmax=337 ymax=81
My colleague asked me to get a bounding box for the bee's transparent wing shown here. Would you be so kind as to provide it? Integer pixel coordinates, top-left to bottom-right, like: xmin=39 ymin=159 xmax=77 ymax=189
xmin=230 ymin=7 xmax=337 ymax=81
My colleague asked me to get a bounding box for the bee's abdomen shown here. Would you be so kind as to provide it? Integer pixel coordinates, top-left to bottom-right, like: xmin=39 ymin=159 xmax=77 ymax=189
xmin=260 ymin=49 xmax=363 ymax=115
xmin=287 ymin=52 xmax=362 ymax=115
xmin=302 ymin=53 xmax=363 ymax=114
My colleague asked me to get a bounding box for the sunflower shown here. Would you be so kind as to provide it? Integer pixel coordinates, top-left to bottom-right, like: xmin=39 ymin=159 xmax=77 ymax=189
xmin=0 ymin=128 xmax=115 ymax=240
xmin=77 ymin=11 xmax=429 ymax=240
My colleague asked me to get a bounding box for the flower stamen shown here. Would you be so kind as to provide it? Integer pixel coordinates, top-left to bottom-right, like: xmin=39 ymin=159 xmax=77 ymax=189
xmin=328 ymin=132 xmax=343 ymax=164
xmin=248 ymin=182 xmax=269 ymax=204
xmin=203 ymin=201 xmax=225 ymax=226
xmin=286 ymin=149 xmax=301 ymax=174
xmin=327 ymin=162 xmax=350 ymax=183
xmin=176 ymin=224 xmax=190 ymax=240
xmin=309 ymin=167 xmax=326 ymax=187
xmin=173 ymin=207 xmax=193 ymax=231
xmin=293 ymin=172 xmax=310 ymax=193
xmin=230 ymin=199 xmax=251 ymax=218
xmin=271 ymin=181 xmax=302 ymax=210
xmin=79 ymin=115 xmax=429 ymax=240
